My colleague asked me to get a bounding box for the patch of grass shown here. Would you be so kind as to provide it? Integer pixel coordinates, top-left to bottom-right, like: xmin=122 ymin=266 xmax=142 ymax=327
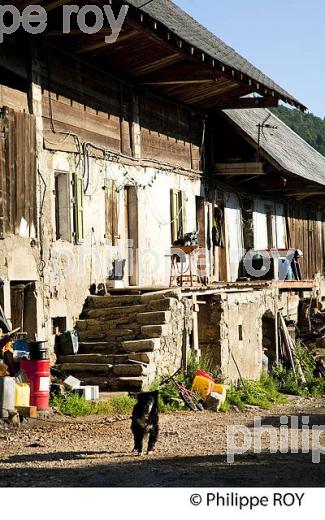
xmin=220 ymin=375 xmax=287 ymax=412
xmin=51 ymin=393 xmax=136 ymax=417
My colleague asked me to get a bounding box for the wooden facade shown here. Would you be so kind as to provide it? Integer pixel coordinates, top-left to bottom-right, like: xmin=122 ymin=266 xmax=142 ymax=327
xmin=40 ymin=48 xmax=203 ymax=171
xmin=0 ymin=107 xmax=37 ymax=238
xmin=286 ymin=204 xmax=325 ymax=280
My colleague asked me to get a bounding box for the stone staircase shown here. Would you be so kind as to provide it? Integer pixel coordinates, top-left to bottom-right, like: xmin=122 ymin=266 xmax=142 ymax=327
xmin=56 ymin=290 xmax=192 ymax=392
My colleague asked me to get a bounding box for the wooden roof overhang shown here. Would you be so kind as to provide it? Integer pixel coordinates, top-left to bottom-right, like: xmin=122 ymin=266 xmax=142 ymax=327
xmin=212 ymin=166 xmax=325 ymax=205
xmin=8 ymin=0 xmax=306 ymax=113
xmin=213 ymin=114 xmax=325 ymax=205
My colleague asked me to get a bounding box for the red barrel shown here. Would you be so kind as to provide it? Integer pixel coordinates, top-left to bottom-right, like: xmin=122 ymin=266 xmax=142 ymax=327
xmin=21 ymin=360 xmax=50 ymax=410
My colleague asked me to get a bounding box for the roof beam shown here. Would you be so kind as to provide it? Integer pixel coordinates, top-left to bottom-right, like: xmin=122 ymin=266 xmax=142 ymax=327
xmin=287 ymin=191 xmax=325 ymax=200
xmin=45 ymin=0 xmax=72 ymax=12
xmin=214 ymin=162 xmax=265 ymax=176
xmin=139 ymin=79 xmax=213 ymax=86
xmin=127 ymin=53 xmax=183 ymax=76
xmin=75 ymin=29 xmax=139 ymax=55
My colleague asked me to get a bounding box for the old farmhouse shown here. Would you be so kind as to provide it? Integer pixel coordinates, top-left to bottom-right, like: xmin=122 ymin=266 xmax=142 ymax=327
xmin=0 ymin=0 xmax=324 ymax=390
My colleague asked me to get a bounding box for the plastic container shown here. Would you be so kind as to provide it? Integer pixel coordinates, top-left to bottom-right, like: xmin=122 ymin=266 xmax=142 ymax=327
xmin=21 ymin=360 xmax=50 ymax=410
xmin=278 ymin=258 xmax=293 ymax=281
xmin=15 ymin=383 xmax=30 ymax=407
xmin=192 ymin=375 xmax=214 ymax=400
xmin=195 ymin=370 xmax=215 ymax=383
xmin=0 ymin=377 xmax=16 ymax=418
xmin=57 ymin=331 xmax=79 ymax=356
xmin=212 ymin=383 xmax=227 ymax=404
xmin=13 ymin=339 xmax=29 ymax=352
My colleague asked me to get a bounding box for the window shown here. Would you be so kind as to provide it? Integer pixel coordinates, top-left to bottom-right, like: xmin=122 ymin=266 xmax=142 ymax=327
xmin=55 ymin=171 xmax=84 ymax=243
xmin=170 ymin=189 xmax=187 ymax=243
xmin=52 ymin=316 xmax=67 ymax=335
xmin=55 ymin=172 xmax=71 ymax=241
xmin=73 ymin=171 xmax=84 ymax=243
xmin=238 ymin=324 xmax=243 ymax=341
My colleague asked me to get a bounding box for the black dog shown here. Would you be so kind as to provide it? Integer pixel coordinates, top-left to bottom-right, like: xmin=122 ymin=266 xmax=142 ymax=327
xmin=131 ymin=391 xmax=159 ymax=456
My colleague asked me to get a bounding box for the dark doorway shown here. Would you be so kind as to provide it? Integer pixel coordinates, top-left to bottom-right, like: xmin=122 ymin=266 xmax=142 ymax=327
xmin=10 ymin=282 xmax=37 ymax=340
xmin=262 ymin=313 xmax=276 ymax=369
xmin=125 ymin=186 xmax=139 ymax=286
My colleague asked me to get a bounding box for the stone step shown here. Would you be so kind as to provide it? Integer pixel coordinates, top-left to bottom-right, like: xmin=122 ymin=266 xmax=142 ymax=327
xmin=137 ymin=311 xmax=171 ymax=325
xmin=112 ymin=364 xmax=148 ymax=377
xmin=127 ymin=352 xmax=155 ymax=364
xmin=149 ymin=298 xmax=175 ymax=311
xmin=78 ymin=328 xmax=136 ymax=342
xmin=57 ymin=354 xmax=129 ymax=365
xmin=57 ymin=363 xmax=112 ymax=374
xmin=76 ymin=376 xmax=109 ymax=390
xmin=86 ymin=304 xmax=148 ymax=320
xmin=140 ymin=289 xmax=181 ymax=304
xmin=76 ymin=317 xmax=131 ymax=331
xmin=109 ymin=376 xmax=146 ymax=392
xmin=78 ymin=342 xmax=120 ymax=354
xmin=141 ymin=324 xmax=171 ymax=338
xmin=122 ymin=338 xmax=160 ymax=353
xmin=86 ymin=295 xmax=142 ymax=309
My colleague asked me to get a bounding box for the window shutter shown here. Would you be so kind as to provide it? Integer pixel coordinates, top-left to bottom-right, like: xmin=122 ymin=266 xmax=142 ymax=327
xmin=105 ymin=179 xmax=119 ymax=245
xmin=112 ymin=183 xmax=118 ymax=245
xmin=105 ymin=179 xmax=113 ymax=242
xmin=73 ymin=171 xmax=84 ymax=243
xmin=181 ymin=191 xmax=187 ymax=236
xmin=170 ymin=189 xmax=178 ymax=243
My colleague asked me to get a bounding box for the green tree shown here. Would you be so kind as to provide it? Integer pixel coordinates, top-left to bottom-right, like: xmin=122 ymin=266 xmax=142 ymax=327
xmin=272 ymin=106 xmax=325 ymax=157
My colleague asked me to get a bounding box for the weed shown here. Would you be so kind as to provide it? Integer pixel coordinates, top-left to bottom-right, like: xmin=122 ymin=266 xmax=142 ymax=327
xmin=220 ymin=374 xmax=287 ymax=412
xmin=184 ymin=351 xmax=222 ymax=387
xmin=51 ymin=393 xmax=136 ymax=417
xmin=272 ymin=345 xmax=325 ymax=397
xmin=149 ymin=378 xmax=185 ymax=412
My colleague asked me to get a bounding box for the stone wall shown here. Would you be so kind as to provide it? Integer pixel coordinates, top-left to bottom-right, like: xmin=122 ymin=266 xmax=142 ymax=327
xmin=197 ymin=287 xmax=304 ymax=382
xmin=127 ymin=290 xmax=193 ymax=387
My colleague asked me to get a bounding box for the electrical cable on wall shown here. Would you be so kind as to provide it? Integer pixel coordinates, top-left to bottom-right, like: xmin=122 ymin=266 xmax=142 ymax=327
xmin=146 ymin=188 xmax=185 ymax=227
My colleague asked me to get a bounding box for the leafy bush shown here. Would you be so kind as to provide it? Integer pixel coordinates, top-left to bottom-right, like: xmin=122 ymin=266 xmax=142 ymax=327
xmin=51 ymin=393 xmax=136 ymax=417
xmin=272 ymin=345 xmax=325 ymax=397
xmin=149 ymin=374 xmax=191 ymax=412
xmin=271 ymin=363 xmax=304 ymax=396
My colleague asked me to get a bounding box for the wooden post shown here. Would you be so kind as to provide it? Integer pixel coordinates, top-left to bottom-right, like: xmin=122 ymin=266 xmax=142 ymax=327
xmin=192 ymin=295 xmax=201 ymax=359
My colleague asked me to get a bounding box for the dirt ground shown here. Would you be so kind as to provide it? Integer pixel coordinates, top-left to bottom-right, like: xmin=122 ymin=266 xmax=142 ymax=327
xmin=1 ymin=397 xmax=325 ymax=487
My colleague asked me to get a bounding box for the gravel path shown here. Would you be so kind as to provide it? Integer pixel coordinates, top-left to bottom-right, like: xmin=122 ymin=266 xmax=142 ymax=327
xmin=1 ymin=397 xmax=325 ymax=487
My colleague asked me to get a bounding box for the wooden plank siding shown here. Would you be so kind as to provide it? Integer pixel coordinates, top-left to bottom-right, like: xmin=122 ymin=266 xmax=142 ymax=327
xmin=41 ymin=49 xmax=203 ymax=171
xmin=0 ymin=85 xmax=29 ymax=113
xmin=286 ymin=204 xmax=325 ymax=279
xmin=42 ymin=91 xmax=122 ymax=153
xmin=139 ymin=95 xmax=202 ymax=170
xmin=0 ymin=107 xmax=37 ymax=239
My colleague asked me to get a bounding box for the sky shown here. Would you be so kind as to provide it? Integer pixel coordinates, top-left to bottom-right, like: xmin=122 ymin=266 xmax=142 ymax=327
xmin=174 ymin=0 xmax=325 ymax=118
